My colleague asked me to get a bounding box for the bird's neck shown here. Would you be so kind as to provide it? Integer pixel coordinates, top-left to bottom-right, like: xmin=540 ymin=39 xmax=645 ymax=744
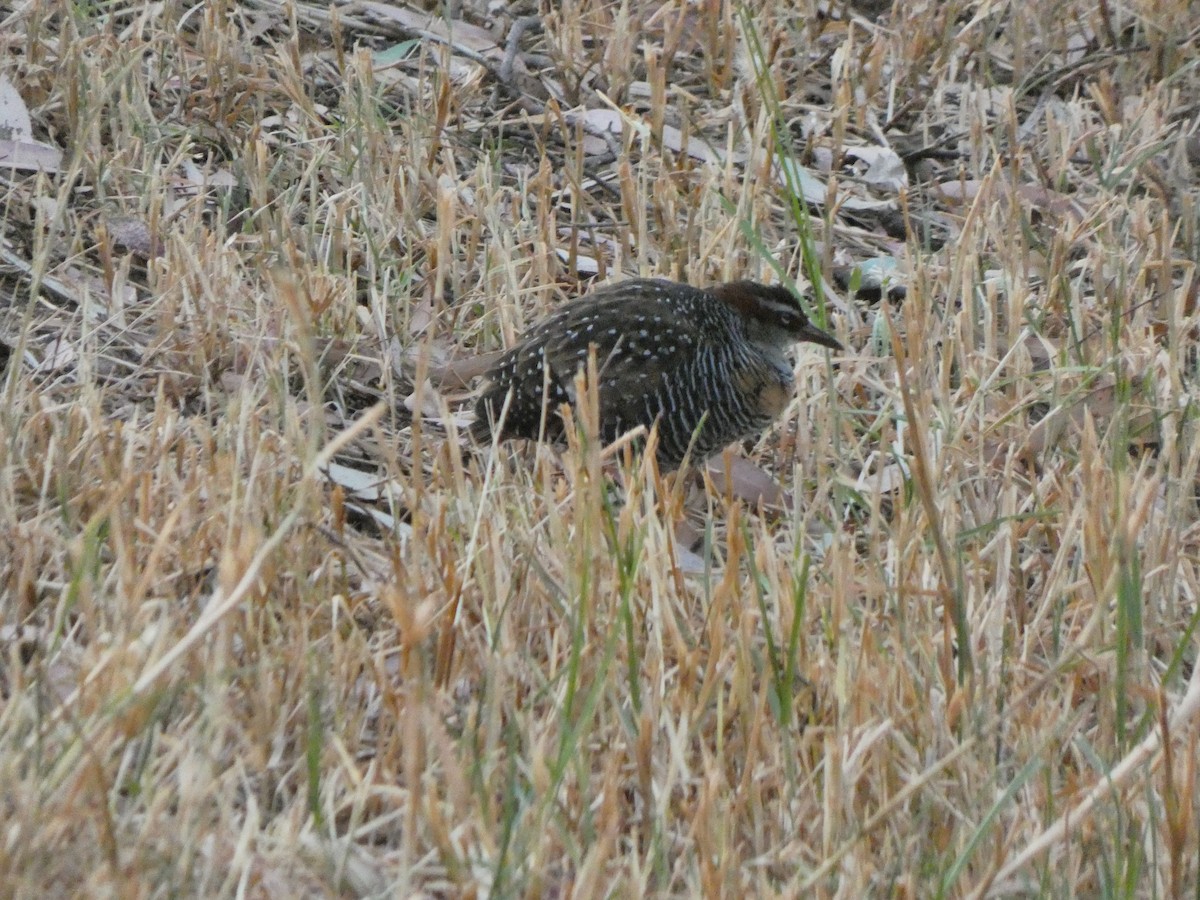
xmin=742 ymin=317 xmax=795 ymax=353
xmin=740 ymin=319 xmax=794 ymax=377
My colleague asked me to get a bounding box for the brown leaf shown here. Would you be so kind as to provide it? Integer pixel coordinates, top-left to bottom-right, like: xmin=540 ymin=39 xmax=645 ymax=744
xmin=705 ymin=455 xmax=791 ymax=511
xmin=429 ymin=351 xmax=503 ymax=390
xmin=103 ymin=216 xmax=163 ymax=258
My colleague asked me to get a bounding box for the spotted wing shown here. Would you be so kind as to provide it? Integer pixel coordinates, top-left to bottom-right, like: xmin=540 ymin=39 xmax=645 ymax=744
xmin=538 ymin=281 xmax=716 ymax=450
xmin=474 ymin=279 xmax=713 ymax=445
xmin=538 ymin=280 xmax=709 ymax=391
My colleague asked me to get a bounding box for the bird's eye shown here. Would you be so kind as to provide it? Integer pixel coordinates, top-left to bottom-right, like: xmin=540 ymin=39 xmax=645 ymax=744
xmin=775 ymin=309 xmax=800 ymax=328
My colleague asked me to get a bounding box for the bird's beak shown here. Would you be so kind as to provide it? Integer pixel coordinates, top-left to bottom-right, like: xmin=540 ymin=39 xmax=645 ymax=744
xmin=797 ymin=321 xmax=841 ymax=351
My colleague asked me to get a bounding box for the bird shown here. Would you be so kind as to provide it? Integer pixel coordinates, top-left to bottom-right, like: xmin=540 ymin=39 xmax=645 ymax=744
xmin=471 ymin=277 xmax=841 ymax=470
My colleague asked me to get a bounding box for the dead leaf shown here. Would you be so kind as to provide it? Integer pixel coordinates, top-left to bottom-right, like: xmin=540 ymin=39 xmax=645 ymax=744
xmin=936 ymin=178 xmax=1085 ymax=224
xmin=34 ymin=334 xmax=76 ymax=373
xmin=403 ymin=379 xmax=473 ymax=430
xmin=358 ymin=3 xmax=502 ymax=58
xmin=324 ymin=462 xmax=387 ymax=500
xmin=845 ymin=145 xmax=908 ymax=192
xmin=0 ymin=75 xmax=33 ymax=141
xmin=429 ymin=350 xmax=503 ymax=390
xmin=705 ymin=456 xmax=791 ymax=511
xmin=570 ymin=107 xmax=730 ymax=164
xmin=181 ymin=160 xmax=238 ymax=189
xmin=854 ymin=451 xmax=910 ymax=495
xmin=0 ymin=139 xmax=62 ymax=173
xmin=555 ymin=246 xmax=601 ymax=274
xmin=104 ymin=216 xmax=163 ymax=258
xmin=776 ymin=158 xmax=894 ymax=212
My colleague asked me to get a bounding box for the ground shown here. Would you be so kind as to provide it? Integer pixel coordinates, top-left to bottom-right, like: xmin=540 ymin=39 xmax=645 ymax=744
xmin=1 ymin=1 xmax=1198 ymax=896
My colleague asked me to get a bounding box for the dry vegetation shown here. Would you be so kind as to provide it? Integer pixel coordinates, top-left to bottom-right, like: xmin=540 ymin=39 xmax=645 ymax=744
xmin=2 ymin=0 xmax=1200 ymax=896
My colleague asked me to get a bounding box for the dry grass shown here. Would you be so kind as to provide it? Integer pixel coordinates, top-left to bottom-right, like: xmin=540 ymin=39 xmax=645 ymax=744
xmin=2 ymin=0 xmax=1199 ymax=896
